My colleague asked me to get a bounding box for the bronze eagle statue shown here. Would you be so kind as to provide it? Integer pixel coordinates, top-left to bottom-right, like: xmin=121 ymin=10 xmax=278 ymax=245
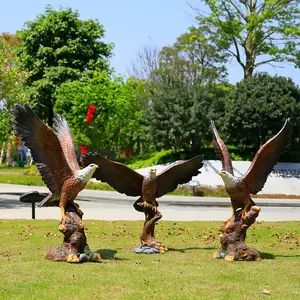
xmin=13 ymin=104 xmax=99 ymax=220
xmin=211 ymin=118 xmax=293 ymax=220
xmin=82 ymin=153 xmax=204 ymax=211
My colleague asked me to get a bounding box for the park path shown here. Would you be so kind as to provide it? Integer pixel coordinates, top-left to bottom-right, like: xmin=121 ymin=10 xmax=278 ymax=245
xmin=0 ymin=184 xmax=300 ymax=221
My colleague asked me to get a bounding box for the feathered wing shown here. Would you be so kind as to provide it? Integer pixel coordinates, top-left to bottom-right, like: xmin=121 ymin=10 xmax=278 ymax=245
xmin=13 ymin=104 xmax=74 ymax=193
xmin=241 ymin=118 xmax=293 ymax=194
xmin=155 ymin=155 xmax=204 ymax=198
xmin=82 ymin=152 xmax=144 ymax=196
xmin=54 ymin=115 xmax=80 ymax=172
xmin=210 ymin=120 xmax=234 ymax=175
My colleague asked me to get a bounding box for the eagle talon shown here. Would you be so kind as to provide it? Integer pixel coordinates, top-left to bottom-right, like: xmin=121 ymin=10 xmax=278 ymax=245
xmin=224 ymin=254 xmax=235 ymax=261
xmin=58 ymin=224 xmax=67 ymax=232
xmin=67 ymin=254 xmax=80 ymax=263
xmin=79 ymin=221 xmax=85 ymax=229
xmin=60 ymin=215 xmax=69 ymax=222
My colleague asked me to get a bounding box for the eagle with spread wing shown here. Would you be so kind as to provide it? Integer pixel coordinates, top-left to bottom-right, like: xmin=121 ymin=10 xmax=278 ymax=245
xmin=13 ymin=104 xmax=98 ymax=220
xmin=82 ymin=153 xmax=204 ymax=211
xmin=210 ymin=119 xmax=293 ymax=220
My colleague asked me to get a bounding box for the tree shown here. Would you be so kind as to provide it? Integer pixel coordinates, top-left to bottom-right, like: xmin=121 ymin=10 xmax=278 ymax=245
xmin=0 ymin=35 xmax=27 ymax=142
xmin=144 ymin=27 xmax=229 ymax=152
xmin=193 ymin=0 xmax=300 ymax=78
xmin=222 ymin=73 xmax=300 ymax=152
xmin=16 ymin=6 xmax=112 ymax=126
xmin=55 ymin=71 xmax=142 ymax=155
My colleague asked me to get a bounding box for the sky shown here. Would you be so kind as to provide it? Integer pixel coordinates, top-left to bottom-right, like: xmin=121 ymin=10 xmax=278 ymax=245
xmin=1 ymin=0 xmax=299 ymax=86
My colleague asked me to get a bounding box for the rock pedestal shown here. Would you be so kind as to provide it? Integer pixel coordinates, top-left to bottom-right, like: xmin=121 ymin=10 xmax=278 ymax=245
xmin=133 ymin=199 xmax=166 ymax=254
xmin=44 ymin=204 xmax=101 ymax=263
xmin=214 ymin=205 xmax=261 ymax=261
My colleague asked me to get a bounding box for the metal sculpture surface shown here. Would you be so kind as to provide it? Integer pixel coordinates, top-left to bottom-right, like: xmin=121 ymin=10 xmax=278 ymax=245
xmin=13 ymin=104 xmax=98 ymax=221
xmin=13 ymin=104 xmax=100 ymax=263
xmin=83 ymin=153 xmax=204 ymax=253
xmin=211 ymin=118 xmax=293 ymax=261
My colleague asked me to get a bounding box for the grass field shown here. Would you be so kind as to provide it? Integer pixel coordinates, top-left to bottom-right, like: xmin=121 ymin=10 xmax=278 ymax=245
xmin=0 ymin=220 xmax=299 ymax=299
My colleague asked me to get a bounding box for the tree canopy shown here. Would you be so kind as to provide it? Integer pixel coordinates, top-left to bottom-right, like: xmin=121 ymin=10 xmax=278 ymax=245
xmin=222 ymin=73 xmax=300 ymax=151
xmin=55 ymin=72 xmax=142 ymax=156
xmin=16 ymin=6 xmax=113 ymax=126
xmin=138 ymin=27 xmax=229 ymax=152
xmin=194 ymin=0 xmax=300 ymax=78
xmin=0 ymin=35 xmax=27 ymax=142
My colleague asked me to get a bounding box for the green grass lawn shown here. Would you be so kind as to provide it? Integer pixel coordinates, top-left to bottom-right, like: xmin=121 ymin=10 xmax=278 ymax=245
xmin=0 ymin=220 xmax=299 ymax=299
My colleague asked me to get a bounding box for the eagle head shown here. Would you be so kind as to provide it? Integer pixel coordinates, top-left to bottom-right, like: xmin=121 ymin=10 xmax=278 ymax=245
xmin=218 ymin=170 xmax=238 ymax=188
xmin=76 ymin=164 xmax=99 ymax=182
xmin=149 ymin=169 xmax=157 ymax=180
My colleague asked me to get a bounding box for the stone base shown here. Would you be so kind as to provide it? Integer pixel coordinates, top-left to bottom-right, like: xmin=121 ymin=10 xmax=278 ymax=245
xmin=213 ymin=205 xmax=261 ymax=261
xmin=44 ymin=204 xmax=101 ymax=263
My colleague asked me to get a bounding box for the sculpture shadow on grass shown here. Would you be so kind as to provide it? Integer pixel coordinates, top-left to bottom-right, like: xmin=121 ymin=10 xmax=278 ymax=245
xmin=95 ymin=249 xmax=128 ymax=261
xmin=274 ymin=254 xmax=300 ymax=258
xmin=260 ymin=252 xmax=275 ymax=260
xmin=167 ymin=247 xmax=217 ymax=253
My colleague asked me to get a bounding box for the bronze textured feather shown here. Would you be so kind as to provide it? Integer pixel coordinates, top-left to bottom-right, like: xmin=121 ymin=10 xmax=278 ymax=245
xmin=210 ymin=120 xmax=234 ymax=175
xmin=211 ymin=119 xmax=293 ymax=219
xmin=83 ymin=153 xmax=204 ymax=209
xmin=13 ymin=104 xmax=99 ymax=220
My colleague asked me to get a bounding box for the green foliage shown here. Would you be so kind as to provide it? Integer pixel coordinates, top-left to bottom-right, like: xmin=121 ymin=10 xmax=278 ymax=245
xmin=196 ymin=0 xmax=300 ymax=78
xmin=16 ymin=6 xmax=112 ymax=125
xmin=222 ymin=73 xmax=300 ymax=154
xmin=144 ymin=27 xmax=230 ymax=152
xmin=55 ymin=71 xmax=141 ymax=154
xmin=0 ymin=35 xmax=28 ymax=142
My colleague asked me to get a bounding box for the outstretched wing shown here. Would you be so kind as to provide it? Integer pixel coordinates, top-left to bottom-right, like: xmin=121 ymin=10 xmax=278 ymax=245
xmin=155 ymin=155 xmax=204 ymax=198
xmin=210 ymin=120 xmax=234 ymax=175
xmin=13 ymin=104 xmax=74 ymax=193
xmin=54 ymin=115 xmax=80 ymax=172
xmin=82 ymin=152 xmax=144 ymax=196
xmin=241 ymin=118 xmax=293 ymax=194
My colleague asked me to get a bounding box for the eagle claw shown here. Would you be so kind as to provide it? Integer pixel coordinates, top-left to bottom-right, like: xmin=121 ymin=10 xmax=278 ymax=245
xmin=137 ymin=202 xmax=157 ymax=213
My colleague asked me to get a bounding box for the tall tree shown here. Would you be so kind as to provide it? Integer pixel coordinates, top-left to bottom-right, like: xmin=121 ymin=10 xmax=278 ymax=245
xmin=146 ymin=27 xmax=228 ymax=152
xmin=0 ymin=34 xmax=27 ymax=142
xmin=55 ymin=71 xmax=142 ymax=156
xmin=222 ymin=73 xmax=300 ymax=154
xmin=193 ymin=0 xmax=300 ymax=78
xmin=16 ymin=6 xmax=112 ymax=126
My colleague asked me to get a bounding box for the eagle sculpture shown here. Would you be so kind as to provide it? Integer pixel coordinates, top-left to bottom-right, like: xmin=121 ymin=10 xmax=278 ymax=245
xmin=82 ymin=153 xmax=204 ymax=211
xmin=13 ymin=104 xmax=99 ymax=220
xmin=211 ymin=118 xmax=293 ymax=220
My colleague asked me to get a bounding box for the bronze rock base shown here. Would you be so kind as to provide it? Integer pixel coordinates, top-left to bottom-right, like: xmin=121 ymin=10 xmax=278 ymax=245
xmin=44 ymin=204 xmax=101 ymax=263
xmin=213 ymin=205 xmax=261 ymax=261
xmin=133 ymin=199 xmax=166 ymax=254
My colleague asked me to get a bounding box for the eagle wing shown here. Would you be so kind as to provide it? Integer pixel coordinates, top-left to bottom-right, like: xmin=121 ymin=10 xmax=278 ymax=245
xmin=13 ymin=104 xmax=74 ymax=193
xmin=210 ymin=120 xmax=234 ymax=175
xmin=82 ymin=152 xmax=144 ymax=196
xmin=54 ymin=115 xmax=80 ymax=172
xmin=155 ymin=155 xmax=204 ymax=198
xmin=240 ymin=118 xmax=293 ymax=194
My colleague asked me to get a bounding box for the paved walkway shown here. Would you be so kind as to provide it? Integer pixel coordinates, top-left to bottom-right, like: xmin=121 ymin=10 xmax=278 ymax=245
xmin=1 ymin=184 xmax=300 ymax=221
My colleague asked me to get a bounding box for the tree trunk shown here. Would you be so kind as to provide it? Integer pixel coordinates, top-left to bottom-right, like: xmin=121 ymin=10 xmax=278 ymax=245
xmin=133 ymin=198 xmax=166 ymax=253
xmin=213 ymin=205 xmax=261 ymax=261
xmin=244 ymin=42 xmax=255 ymax=79
xmin=6 ymin=138 xmax=13 ymax=166
xmin=44 ymin=203 xmax=101 ymax=263
xmin=244 ymin=66 xmax=254 ymax=79
xmin=0 ymin=142 xmax=5 ymax=164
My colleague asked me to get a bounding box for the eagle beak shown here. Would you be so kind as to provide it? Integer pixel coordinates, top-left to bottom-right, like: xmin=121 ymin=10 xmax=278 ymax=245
xmin=218 ymin=171 xmax=223 ymax=176
xmin=93 ymin=165 xmax=99 ymax=170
